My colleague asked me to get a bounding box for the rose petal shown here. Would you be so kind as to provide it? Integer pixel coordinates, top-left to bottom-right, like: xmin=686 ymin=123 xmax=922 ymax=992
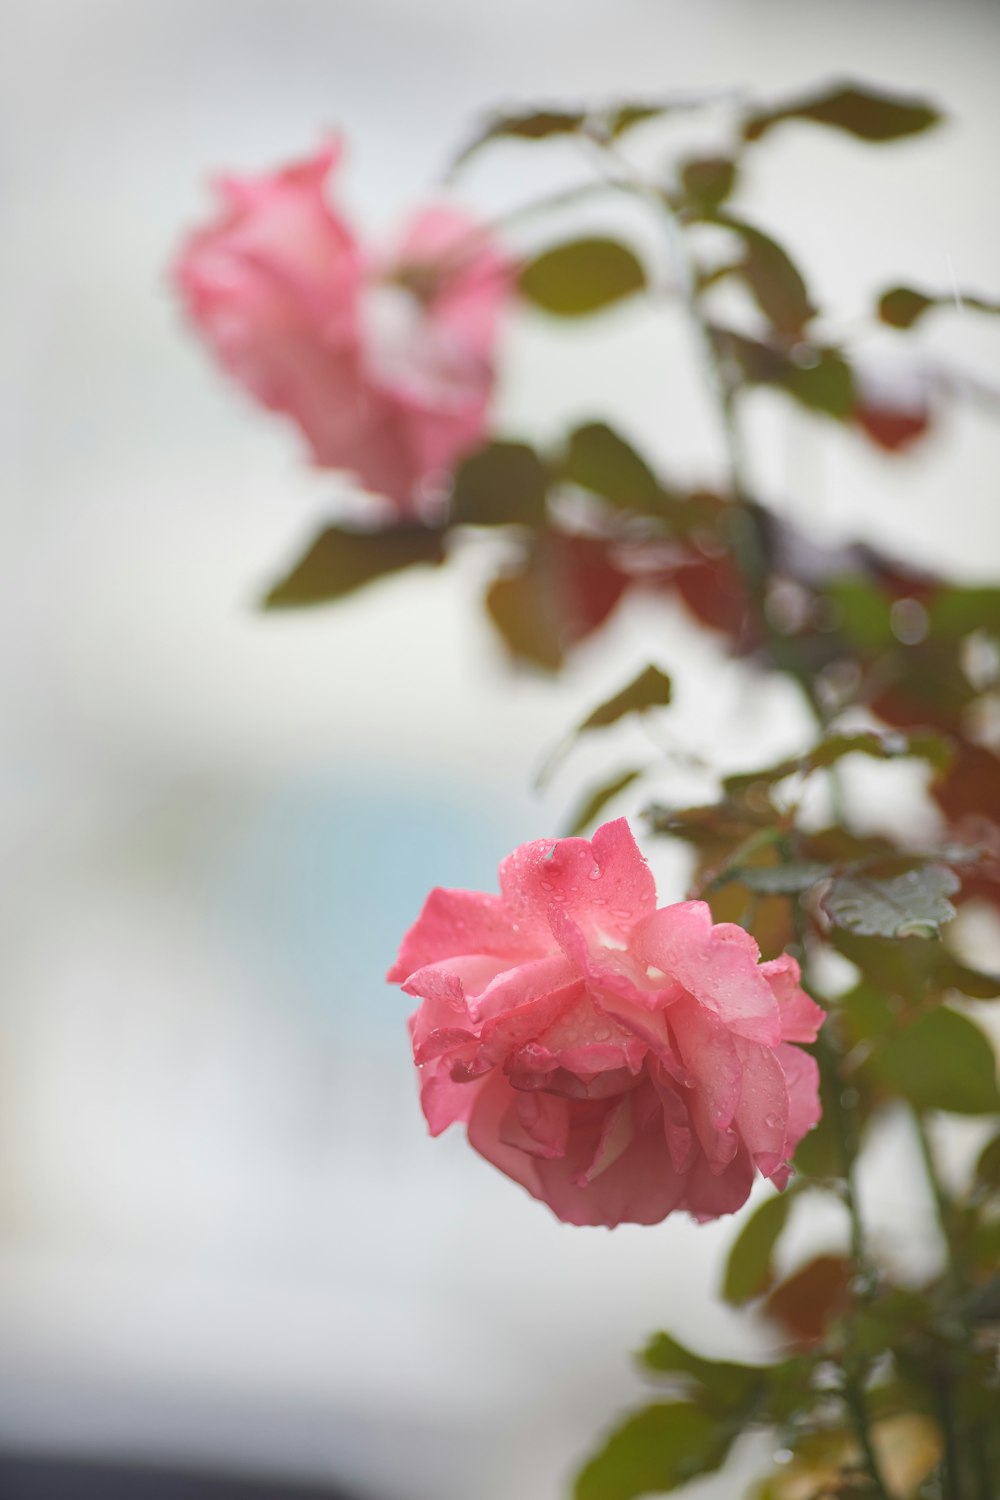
xmin=387 ymin=887 xmax=548 ymax=982
xmin=668 ymin=994 xmax=742 ymax=1167
xmin=778 ymin=1043 xmax=822 ymax=1155
xmin=633 ymin=901 xmax=781 ymax=1044
xmin=760 ymin=953 xmax=826 ymax=1043
xmin=733 ymin=1037 xmax=790 ymax=1179
xmin=500 ymin=818 xmax=656 ymax=948
xmin=417 ymin=1051 xmax=487 ymax=1136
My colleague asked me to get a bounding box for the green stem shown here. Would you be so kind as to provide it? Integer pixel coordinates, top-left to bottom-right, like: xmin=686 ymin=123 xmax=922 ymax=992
xmin=588 ymin=138 xmax=837 ymax=722
xmin=911 ymin=1108 xmax=958 ymax=1289
xmin=935 ymin=1376 xmax=964 ymax=1500
xmin=912 ymin=1110 xmax=998 ymax=1500
xmin=842 ymin=1378 xmax=893 ymax=1500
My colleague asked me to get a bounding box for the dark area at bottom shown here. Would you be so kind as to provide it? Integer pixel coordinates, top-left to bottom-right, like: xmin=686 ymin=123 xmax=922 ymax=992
xmin=0 ymin=1455 xmax=365 ymax=1500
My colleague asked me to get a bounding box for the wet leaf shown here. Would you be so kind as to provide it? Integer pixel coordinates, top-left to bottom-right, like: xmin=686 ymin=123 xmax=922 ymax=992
xmin=450 ymin=442 xmax=549 ymax=527
xmin=824 ymin=864 xmax=959 ymax=938
xmin=262 ymin=524 xmax=444 ymax=609
xmin=564 ymin=770 xmax=643 ymax=837
xmin=736 ymin=861 xmax=831 ymax=894
xmin=722 ymin=1191 xmax=796 ymax=1304
xmin=519 ymin=237 xmax=646 ymax=315
xmin=574 ymin=1402 xmax=733 ymax=1500
xmin=745 ymin=82 xmax=942 ymax=144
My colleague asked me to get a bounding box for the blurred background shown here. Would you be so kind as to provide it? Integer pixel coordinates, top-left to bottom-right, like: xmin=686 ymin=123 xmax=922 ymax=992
xmin=1 ymin=1 xmax=999 ymax=1496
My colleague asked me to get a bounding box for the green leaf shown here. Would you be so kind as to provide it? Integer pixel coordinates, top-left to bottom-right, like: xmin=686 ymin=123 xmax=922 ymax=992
xmin=485 ymin=550 xmax=563 ymax=671
xmin=717 ymin=217 xmax=816 ymax=338
xmin=519 ymin=237 xmax=646 ymax=316
xmin=262 ymin=525 xmax=444 ymax=609
xmin=744 ymin=82 xmax=942 ymax=143
xmin=780 ymin=347 xmax=855 ymax=418
xmin=713 ymin=329 xmax=854 ymax=419
xmin=834 ymin=931 xmax=1000 ymax=1005
xmin=722 ymin=1191 xmax=796 ymax=1304
xmin=679 ymin=156 xmax=738 ymax=211
xmin=824 ymin=864 xmax=959 ymax=938
xmin=925 ymin=585 xmax=1000 ymax=639
xmin=450 ymin=441 xmax=549 ymax=527
xmin=722 ymin=730 xmax=952 ymax=806
xmin=809 ymin=729 xmax=953 ymax=774
xmin=574 ymin=1402 xmax=732 ymax=1500
xmin=607 ymin=93 xmax=723 ymax=139
xmin=640 ymin=1332 xmax=766 ymax=1414
xmin=562 ymin=422 xmax=666 ymax=515
xmin=878 ymin=286 xmax=936 ymax=329
xmin=878 ymin=284 xmax=1000 ymax=329
xmin=974 ymin=1132 xmax=1000 ymax=1191
xmin=864 ymin=1006 xmax=1000 ymax=1114
xmin=564 ymin=769 xmax=642 ymax=836
xmin=451 ymin=108 xmax=586 ymax=169
xmin=790 ymin=1108 xmax=840 ymax=1178
xmin=579 ymin=666 xmax=673 ymax=732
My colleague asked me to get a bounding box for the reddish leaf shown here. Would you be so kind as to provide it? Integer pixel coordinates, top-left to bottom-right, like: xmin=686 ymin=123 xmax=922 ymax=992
xmin=764 ymin=1255 xmax=853 ymax=1346
xmin=854 ymin=395 xmax=931 ymax=453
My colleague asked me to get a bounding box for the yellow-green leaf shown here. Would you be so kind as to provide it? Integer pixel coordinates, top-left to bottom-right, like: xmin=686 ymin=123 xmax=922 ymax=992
xmin=520 ymin=238 xmax=646 ymax=316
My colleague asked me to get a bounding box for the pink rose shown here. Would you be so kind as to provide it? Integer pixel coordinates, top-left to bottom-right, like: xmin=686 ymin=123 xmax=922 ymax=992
xmin=175 ymin=141 xmax=510 ymax=513
xmin=388 ymin=818 xmax=824 ymax=1227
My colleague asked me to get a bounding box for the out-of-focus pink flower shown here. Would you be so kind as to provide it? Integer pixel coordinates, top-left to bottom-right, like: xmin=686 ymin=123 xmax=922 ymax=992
xmin=175 ymin=141 xmax=510 ymax=513
xmin=388 ymin=818 xmax=824 ymax=1227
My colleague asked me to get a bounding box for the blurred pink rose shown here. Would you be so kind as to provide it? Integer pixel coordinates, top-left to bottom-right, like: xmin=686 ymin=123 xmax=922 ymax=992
xmin=388 ymin=818 xmax=824 ymax=1227
xmin=175 ymin=141 xmax=510 ymax=512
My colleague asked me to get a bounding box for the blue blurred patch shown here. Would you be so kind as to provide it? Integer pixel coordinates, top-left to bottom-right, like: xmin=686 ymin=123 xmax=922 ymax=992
xmin=211 ymin=770 xmax=526 ymax=1040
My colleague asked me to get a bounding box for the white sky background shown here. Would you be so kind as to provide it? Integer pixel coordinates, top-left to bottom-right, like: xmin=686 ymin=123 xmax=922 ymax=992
xmin=1 ymin=2 xmax=999 ymax=1498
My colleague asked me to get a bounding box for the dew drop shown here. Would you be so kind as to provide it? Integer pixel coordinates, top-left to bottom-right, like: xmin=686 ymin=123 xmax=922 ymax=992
xmin=588 ymin=866 xmax=602 ymax=881
xmin=773 ymin=1448 xmax=793 ymax=1466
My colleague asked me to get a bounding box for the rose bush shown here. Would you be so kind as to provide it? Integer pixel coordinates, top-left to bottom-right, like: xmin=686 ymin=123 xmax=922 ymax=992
xmin=174 ymin=140 xmax=510 ymax=512
xmin=388 ymin=818 xmax=824 ymax=1227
